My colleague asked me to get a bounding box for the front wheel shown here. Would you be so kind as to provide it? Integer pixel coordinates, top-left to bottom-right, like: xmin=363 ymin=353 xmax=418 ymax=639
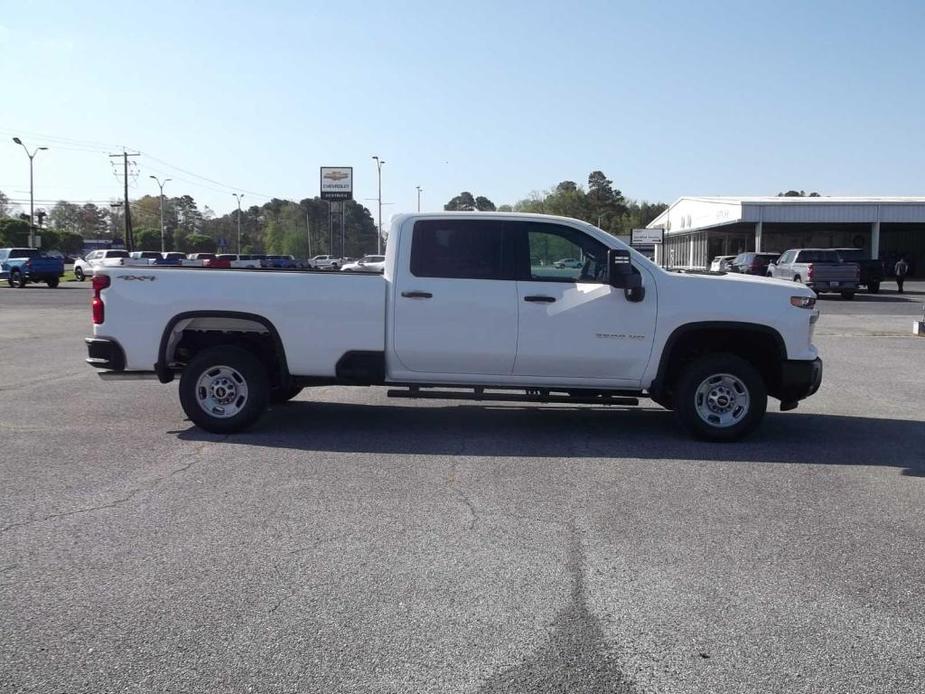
xmin=179 ymin=346 xmax=269 ymax=434
xmin=47 ymin=277 xmax=60 ymax=288
xmin=674 ymin=353 xmax=767 ymax=442
xmin=11 ymin=270 xmax=26 ymax=288
xmin=74 ymin=266 xmax=85 ymax=282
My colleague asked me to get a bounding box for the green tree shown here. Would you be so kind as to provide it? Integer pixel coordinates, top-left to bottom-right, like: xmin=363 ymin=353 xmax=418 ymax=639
xmin=79 ymin=203 xmax=108 ymax=237
xmin=444 ymin=191 xmax=477 ymax=211
xmin=474 ymin=195 xmax=496 ymax=211
xmin=0 ymin=190 xmax=11 ymax=217
xmin=134 ymin=228 xmax=162 ymax=251
xmin=778 ymin=190 xmax=821 ymax=197
xmin=49 ymin=201 xmax=82 ymax=232
xmin=0 ymin=218 xmax=31 ymax=246
xmin=184 ymin=233 xmax=216 ymax=253
xmin=56 ymin=231 xmax=85 ymax=256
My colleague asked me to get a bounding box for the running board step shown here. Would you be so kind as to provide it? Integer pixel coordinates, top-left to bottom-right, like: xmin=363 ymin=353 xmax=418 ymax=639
xmin=386 ymin=388 xmax=639 ymax=406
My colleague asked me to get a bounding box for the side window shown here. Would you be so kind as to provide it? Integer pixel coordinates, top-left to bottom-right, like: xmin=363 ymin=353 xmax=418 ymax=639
xmin=410 ymin=219 xmax=512 ymax=280
xmin=523 ymin=223 xmax=608 ymax=283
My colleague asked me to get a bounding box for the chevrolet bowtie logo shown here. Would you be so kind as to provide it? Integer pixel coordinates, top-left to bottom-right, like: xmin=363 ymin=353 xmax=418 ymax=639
xmin=324 ymin=171 xmax=349 ymax=181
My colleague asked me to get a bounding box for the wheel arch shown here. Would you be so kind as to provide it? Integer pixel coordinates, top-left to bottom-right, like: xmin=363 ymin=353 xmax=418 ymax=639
xmin=651 ymin=322 xmax=787 ymax=405
xmin=155 ymin=310 xmax=290 ymax=385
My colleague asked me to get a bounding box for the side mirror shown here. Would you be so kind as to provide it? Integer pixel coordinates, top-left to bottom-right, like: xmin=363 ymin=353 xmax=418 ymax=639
xmin=608 ymin=249 xmax=645 ymax=302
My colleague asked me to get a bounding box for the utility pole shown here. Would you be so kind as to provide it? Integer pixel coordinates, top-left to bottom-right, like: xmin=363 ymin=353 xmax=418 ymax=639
xmin=149 ymin=175 xmax=171 ymax=252
xmin=305 ymin=209 xmax=312 ymax=258
xmin=109 ymin=150 xmax=139 ymax=251
xmin=328 ymin=201 xmax=334 ymax=256
xmin=416 ymin=186 xmax=423 ymax=212
xmin=341 ymin=202 xmax=346 ymax=259
xmin=12 ymin=137 xmax=48 ymax=247
xmin=232 ymin=193 xmax=245 ymax=254
xmin=372 ymin=156 xmax=385 ymax=254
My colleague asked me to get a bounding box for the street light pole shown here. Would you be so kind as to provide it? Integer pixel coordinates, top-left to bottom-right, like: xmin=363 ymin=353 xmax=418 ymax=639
xmin=232 ymin=193 xmax=245 ymax=254
xmin=149 ymin=175 xmax=172 ymax=252
xmin=416 ymin=186 xmax=422 ymax=212
xmin=12 ymin=137 xmax=48 ymax=248
xmin=372 ymin=156 xmax=385 ymax=255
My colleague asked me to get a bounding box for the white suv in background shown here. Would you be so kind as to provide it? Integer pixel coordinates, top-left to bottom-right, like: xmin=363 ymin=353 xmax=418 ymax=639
xmin=74 ymin=249 xmax=130 ymax=281
xmin=309 ymin=255 xmax=342 ymax=270
xmin=341 ymin=255 xmax=386 ymax=272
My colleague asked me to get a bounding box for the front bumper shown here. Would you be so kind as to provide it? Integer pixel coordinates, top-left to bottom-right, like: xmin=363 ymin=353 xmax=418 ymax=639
xmin=777 ymin=357 xmax=822 ymax=404
xmin=85 ymin=337 xmax=126 ymax=371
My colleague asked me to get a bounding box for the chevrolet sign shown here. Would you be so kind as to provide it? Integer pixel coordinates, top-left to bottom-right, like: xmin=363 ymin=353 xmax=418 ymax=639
xmin=320 ymin=167 xmax=353 ymax=201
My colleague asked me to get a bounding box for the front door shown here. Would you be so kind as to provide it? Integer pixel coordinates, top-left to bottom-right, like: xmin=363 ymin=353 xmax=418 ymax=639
xmin=392 ymin=218 xmax=518 ymax=375
xmin=512 ymin=222 xmax=657 ymax=383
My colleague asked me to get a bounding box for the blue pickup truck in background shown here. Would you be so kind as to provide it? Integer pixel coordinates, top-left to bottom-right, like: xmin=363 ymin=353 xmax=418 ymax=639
xmin=0 ymin=248 xmax=66 ymax=288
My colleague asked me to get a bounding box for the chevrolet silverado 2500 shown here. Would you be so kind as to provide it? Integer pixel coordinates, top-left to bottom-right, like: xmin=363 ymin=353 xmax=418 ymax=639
xmin=84 ymin=213 xmax=822 ymax=441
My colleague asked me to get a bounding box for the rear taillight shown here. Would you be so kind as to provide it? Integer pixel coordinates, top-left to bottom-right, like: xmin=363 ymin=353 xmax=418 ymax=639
xmin=24 ymin=260 xmax=32 ymax=269
xmin=807 ymin=263 xmax=815 ymax=280
xmin=91 ymin=274 xmax=110 ymax=325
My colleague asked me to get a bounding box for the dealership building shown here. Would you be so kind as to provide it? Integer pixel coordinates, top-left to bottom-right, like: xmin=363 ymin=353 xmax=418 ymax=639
xmin=646 ymin=196 xmax=925 ymax=274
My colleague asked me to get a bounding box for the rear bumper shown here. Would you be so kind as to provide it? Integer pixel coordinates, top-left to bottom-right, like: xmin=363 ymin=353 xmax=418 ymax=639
xmin=776 ymin=358 xmax=822 ymax=403
xmin=85 ymin=337 xmax=126 ymax=371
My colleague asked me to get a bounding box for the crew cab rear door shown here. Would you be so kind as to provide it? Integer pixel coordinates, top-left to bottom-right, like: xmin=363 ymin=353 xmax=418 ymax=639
xmin=512 ymin=222 xmax=657 ymax=383
xmin=392 ymin=218 xmax=518 ymax=375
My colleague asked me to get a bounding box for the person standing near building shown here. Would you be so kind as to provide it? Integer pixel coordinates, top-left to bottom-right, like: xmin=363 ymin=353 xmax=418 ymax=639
xmin=894 ymin=256 xmax=909 ymax=293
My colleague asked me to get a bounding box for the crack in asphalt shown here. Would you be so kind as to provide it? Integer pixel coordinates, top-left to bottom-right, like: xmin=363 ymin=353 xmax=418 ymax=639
xmin=447 ymin=459 xmax=478 ymax=530
xmin=0 ymin=436 xmax=226 ymax=535
xmin=477 ymin=521 xmax=637 ymax=693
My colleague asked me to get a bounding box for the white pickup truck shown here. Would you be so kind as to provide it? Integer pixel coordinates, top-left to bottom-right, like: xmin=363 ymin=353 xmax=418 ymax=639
xmin=85 ymin=212 xmax=822 ymax=441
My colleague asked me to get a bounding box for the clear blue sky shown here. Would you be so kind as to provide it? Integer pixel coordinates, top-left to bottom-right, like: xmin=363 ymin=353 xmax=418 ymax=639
xmin=2 ymin=0 xmax=924 ymax=223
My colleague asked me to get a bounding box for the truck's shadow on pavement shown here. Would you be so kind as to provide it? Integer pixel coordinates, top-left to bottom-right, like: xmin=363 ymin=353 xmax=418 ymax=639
xmin=175 ymin=401 xmax=925 ymax=477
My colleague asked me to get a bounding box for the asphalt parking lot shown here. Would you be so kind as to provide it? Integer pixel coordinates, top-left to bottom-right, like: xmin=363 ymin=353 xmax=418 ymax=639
xmin=2 ymin=280 xmax=924 ymax=693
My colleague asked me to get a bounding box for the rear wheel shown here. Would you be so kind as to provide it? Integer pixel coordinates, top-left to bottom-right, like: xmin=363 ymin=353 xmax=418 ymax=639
xmin=841 ymin=290 xmax=855 ymax=300
xmin=793 ymin=275 xmax=802 ymax=283
xmin=47 ymin=277 xmax=60 ymax=288
xmin=11 ymin=270 xmax=26 ymax=288
xmin=674 ymin=353 xmax=767 ymax=442
xmin=74 ymin=266 xmax=85 ymax=281
xmin=179 ymin=346 xmax=269 ymax=434
xmin=867 ymin=281 xmax=880 ymax=294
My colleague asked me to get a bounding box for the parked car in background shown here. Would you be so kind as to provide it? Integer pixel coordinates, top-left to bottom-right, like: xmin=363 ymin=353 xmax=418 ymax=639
xmin=341 ymin=255 xmax=386 ymax=272
xmin=187 ymin=253 xmax=216 ymax=262
xmin=309 ymin=255 xmax=342 ymax=270
xmin=129 ymin=251 xmax=161 ymax=263
xmin=709 ymin=255 xmax=737 ymax=272
xmin=216 ymin=254 xmax=261 ymax=269
xmin=74 ymin=249 xmax=130 ymax=281
xmin=730 ymin=252 xmax=780 ymax=275
xmin=0 ymin=248 xmax=65 ymax=288
xmin=553 ymin=258 xmax=582 ymax=269
xmin=767 ymin=249 xmax=860 ymax=299
xmin=262 ymin=255 xmax=299 ymax=269
xmin=154 ymin=252 xmax=187 ymax=265
xmin=833 ymin=248 xmax=884 ymax=293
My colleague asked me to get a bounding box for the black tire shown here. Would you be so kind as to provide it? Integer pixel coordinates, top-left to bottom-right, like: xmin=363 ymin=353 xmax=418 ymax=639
xmin=47 ymin=277 xmax=60 ymax=288
xmin=841 ymin=291 xmax=855 ymax=300
xmin=867 ymin=281 xmax=880 ymax=294
xmin=270 ymin=384 xmax=303 ymax=404
xmin=11 ymin=270 xmax=26 ymax=288
xmin=674 ymin=353 xmax=767 ymax=442
xmin=179 ymin=346 xmax=269 ymax=434
xmin=793 ymin=275 xmax=802 ymax=283
xmin=74 ymin=266 xmax=85 ymax=282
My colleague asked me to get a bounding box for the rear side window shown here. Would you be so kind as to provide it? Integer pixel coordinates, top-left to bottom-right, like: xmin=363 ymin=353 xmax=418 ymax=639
xmin=10 ymin=248 xmax=38 ymax=259
xmin=797 ymin=250 xmax=838 ymax=263
xmin=106 ymin=250 xmax=129 ymax=258
xmin=410 ymin=219 xmax=513 ymax=280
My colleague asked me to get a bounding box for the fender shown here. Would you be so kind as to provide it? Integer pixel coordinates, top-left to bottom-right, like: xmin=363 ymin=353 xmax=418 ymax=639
xmin=650 ymin=321 xmax=787 ymax=397
xmin=155 ymin=310 xmax=290 ymax=384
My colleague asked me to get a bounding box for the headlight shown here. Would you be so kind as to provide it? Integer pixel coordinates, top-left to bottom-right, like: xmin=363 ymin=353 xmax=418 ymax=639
xmin=790 ymin=296 xmax=816 ymax=309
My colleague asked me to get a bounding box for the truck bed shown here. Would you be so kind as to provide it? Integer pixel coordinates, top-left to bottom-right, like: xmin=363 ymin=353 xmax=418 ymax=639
xmin=95 ymin=267 xmax=387 ymax=374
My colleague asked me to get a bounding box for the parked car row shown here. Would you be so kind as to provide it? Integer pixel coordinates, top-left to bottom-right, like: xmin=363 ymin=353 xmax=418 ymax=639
xmin=710 ymin=247 xmax=883 ymax=299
